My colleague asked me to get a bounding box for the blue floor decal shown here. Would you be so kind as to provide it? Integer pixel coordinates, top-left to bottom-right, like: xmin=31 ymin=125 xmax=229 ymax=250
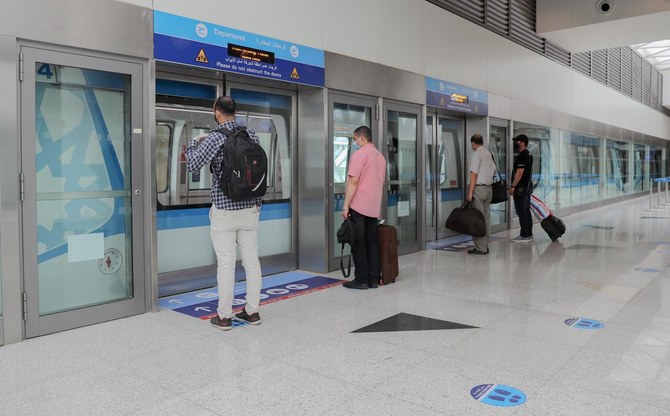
xmin=564 ymin=317 xmax=605 ymax=330
xmin=471 ymin=384 xmax=526 ymax=407
xmin=633 ymin=267 xmax=661 ymax=273
xmin=160 ymin=272 xmax=343 ymax=320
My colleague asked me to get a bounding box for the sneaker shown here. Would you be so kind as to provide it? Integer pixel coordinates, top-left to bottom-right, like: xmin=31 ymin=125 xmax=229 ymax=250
xmin=511 ymin=236 xmax=533 ymax=243
xmin=234 ymin=309 xmax=262 ymax=325
xmin=369 ymin=280 xmax=379 ymax=289
xmin=210 ymin=315 xmax=233 ymax=331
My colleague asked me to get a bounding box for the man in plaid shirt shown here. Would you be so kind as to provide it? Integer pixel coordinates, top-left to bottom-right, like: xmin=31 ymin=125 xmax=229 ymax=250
xmin=185 ymin=96 xmax=263 ymax=331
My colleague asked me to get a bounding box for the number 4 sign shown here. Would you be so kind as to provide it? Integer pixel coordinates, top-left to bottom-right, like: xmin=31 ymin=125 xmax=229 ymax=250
xmin=36 ymin=63 xmax=58 ymax=83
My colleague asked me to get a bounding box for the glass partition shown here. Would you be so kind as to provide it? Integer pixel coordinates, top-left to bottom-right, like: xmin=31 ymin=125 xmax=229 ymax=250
xmin=513 ymin=122 xmax=667 ymax=212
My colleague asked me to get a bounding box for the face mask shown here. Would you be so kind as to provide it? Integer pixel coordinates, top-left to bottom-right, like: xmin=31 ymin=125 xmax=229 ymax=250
xmin=513 ymin=142 xmax=520 ymax=152
xmin=352 ymin=141 xmax=361 ymax=151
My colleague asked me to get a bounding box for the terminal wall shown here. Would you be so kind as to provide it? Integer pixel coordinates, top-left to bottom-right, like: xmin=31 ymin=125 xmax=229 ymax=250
xmin=143 ymin=0 xmax=670 ymax=140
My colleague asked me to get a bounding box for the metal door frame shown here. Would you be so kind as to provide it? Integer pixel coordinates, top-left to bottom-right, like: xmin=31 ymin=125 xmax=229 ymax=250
xmin=225 ymin=80 xmax=299 ymax=274
xmin=383 ymin=99 xmax=423 ymax=255
xmin=327 ymin=91 xmax=379 ymax=272
xmin=425 ymin=111 xmax=466 ymax=242
xmin=425 ymin=113 xmax=438 ymax=241
xmin=20 ymin=45 xmax=146 ymax=337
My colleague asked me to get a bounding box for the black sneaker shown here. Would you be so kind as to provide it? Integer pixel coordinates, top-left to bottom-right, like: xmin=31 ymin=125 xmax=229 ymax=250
xmin=234 ymin=309 xmax=262 ymax=325
xmin=210 ymin=315 xmax=233 ymax=331
xmin=342 ymin=280 xmax=369 ymax=290
xmin=369 ymin=280 xmax=379 ymax=289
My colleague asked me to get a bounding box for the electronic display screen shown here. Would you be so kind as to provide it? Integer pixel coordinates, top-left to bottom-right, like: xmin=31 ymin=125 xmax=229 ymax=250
xmin=227 ymin=43 xmax=275 ymax=64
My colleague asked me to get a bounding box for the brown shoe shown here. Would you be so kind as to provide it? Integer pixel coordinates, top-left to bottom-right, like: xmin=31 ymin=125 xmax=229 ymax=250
xmin=210 ymin=315 xmax=233 ymax=331
xmin=234 ymin=309 xmax=261 ymax=325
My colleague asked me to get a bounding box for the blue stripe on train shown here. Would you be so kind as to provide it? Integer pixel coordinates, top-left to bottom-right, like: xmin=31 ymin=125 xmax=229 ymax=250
xmin=157 ymin=202 xmax=291 ymax=231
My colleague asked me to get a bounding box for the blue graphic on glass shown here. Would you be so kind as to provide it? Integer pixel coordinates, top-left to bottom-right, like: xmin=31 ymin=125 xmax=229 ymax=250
xmin=470 ymin=384 xmax=526 ymax=407
xmin=564 ymin=317 xmax=605 ymax=330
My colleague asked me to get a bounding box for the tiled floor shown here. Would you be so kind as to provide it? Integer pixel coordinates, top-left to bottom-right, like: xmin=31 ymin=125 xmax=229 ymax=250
xmin=2 ymin=196 xmax=670 ymax=415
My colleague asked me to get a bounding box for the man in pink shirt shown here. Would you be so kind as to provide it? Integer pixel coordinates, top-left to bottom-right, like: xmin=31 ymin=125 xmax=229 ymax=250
xmin=341 ymin=126 xmax=387 ymax=289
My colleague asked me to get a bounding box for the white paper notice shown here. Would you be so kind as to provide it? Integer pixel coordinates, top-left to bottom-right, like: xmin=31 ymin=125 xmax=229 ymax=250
xmin=398 ymin=200 xmax=410 ymax=217
xmin=67 ymin=233 xmax=104 ymax=263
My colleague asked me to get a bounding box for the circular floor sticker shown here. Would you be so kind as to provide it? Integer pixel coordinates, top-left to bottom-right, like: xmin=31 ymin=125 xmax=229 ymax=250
xmin=564 ymin=317 xmax=605 ymax=330
xmin=470 ymin=384 xmax=526 ymax=407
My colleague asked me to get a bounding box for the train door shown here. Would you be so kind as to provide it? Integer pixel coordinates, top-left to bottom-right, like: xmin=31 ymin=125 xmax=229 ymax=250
xmin=425 ymin=114 xmax=464 ymax=241
xmin=385 ymin=101 xmax=422 ymax=254
xmin=327 ymin=92 xmax=377 ymax=272
xmin=154 ymin=74 xmax=297 ymax=295
xmin=489 ymin=120 xmax=508 ymax=232
xmin=227 ymin=83 xmax=297 ymax=272
xmin=20 ymin=47 xmax=146 ymax=337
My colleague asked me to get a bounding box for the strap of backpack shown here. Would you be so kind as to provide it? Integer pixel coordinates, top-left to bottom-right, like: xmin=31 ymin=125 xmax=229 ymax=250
xmin=339 ymin=243 xmax=351 ymax=278
xmin=208 ymin=127 xmax=234 ymax=175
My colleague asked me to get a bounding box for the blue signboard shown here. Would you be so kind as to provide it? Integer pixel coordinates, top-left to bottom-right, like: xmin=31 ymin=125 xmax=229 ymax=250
xmin=425 ymin=77 xmax=488 ymax=115
xmin=154 ymin=11 xmax=325 ymax=87
xmin=470 ymin=384 xmax=526 ymax=407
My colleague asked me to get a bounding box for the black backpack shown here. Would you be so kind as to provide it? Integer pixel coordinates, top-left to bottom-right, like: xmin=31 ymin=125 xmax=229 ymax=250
xmin=213 ymin=126 xmax=268 ymax=200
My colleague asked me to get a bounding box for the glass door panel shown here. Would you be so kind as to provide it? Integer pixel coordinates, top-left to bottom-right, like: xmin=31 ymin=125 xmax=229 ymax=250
xmin=436 ymin=118 xmax=464 ymax=239
xmin=386 ymin=104 xmax=421 ymax=254
xmin=329 ymin=95 xmax=375 ymax=271
xmin=489 ymin=122 xmax=508 ymax=231
xmin=230 ymin=87 xmax=295 ymax=261
xmin=36 ymin=66 xmax=133 ymax=315
xmin=22 ymin=47 xmax=145 ymax=337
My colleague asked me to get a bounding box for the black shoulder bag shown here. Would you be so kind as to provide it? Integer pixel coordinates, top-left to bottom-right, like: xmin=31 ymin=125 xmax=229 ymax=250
xmin=336 ymin=219 xmax=356 ymax=278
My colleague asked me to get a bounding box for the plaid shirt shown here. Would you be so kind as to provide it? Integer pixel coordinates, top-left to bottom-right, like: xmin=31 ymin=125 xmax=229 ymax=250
xmin=185 ymin=120 xmax=263 ymax=210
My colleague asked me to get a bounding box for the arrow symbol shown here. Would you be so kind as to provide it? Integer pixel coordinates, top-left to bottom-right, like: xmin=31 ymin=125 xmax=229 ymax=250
xmin=168 ymin=299 xmax=184 ymax=304
xmin=194 ymin=306 xmax=211 ymax=312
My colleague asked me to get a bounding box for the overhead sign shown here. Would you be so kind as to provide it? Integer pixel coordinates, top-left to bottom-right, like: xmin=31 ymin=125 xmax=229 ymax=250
xmin=425 ymin=77 xmax=488 ymax=115
xmin=154 ymin=11 xmax=325 ymax=87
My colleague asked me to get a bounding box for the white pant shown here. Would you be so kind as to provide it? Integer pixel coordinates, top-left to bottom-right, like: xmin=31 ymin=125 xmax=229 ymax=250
xmin=209 ymin=205 xmax=262 ymax=319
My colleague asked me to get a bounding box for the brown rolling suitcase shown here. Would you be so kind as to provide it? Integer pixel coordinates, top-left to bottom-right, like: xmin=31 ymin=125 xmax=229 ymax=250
xmin=377 ymin=224 xmax=399 ymax=285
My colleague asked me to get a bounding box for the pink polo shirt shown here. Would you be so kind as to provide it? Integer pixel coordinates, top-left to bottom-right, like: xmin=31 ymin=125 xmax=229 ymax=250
xmin=348 ymin=143 xmax=386 ymax=218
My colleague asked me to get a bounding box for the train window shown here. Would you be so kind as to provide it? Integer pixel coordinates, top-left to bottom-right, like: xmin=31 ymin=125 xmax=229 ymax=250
xmin=243 ymin=115 xmax=275 ymax=189
xmin=156 ymin=123 xmax=172 ymax=193
xmin=438 ymin=118 xmax=463 ymax=188
xmin=230 ymin=88 xmax=293 ymax=201
xmin=332 ymin=103 xmax=371 ymax=186
xmin=334 ymin=136 xmax=350 ymax=184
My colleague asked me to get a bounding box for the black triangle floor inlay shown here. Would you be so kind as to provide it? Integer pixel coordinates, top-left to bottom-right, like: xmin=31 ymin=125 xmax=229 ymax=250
xmin=352 ymin=313 xmax=479 ymax=333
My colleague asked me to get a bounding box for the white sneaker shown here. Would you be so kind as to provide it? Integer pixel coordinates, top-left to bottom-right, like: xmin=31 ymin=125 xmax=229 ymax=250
xmin=511 ymin=236 xmax=533 ymax=243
